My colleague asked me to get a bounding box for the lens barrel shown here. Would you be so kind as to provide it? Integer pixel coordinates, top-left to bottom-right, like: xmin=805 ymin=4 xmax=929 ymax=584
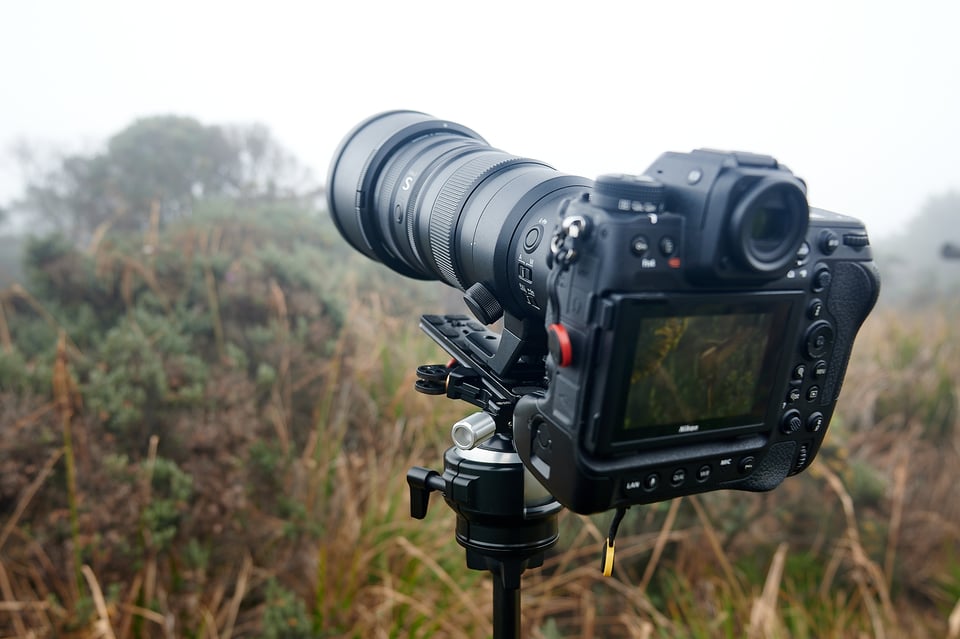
xmin=328 ymin=113 xmax=811 ymax=306
xmin=326 ymin=111 xmax=484 ymax=280
xmin=327 ymin=111 xmax=590 ymax=317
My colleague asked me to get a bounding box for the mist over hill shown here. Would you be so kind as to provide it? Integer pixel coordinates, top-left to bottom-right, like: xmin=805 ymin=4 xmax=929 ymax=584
xmin=2 ymin=118 xmax=958 ymax=308
xmin=871 ymin=190 xmax=960 ymax=306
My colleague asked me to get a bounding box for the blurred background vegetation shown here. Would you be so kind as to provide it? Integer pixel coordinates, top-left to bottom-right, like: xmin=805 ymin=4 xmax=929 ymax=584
xmin=0 ymin=115 xmax=958 ymax=638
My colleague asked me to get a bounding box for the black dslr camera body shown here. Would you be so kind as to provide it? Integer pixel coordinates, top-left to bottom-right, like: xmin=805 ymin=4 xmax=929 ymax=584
xmin=327 ymin=111 xmax=879 ymax=515
xmin=512 ymin=155 xmax=879 ymax=513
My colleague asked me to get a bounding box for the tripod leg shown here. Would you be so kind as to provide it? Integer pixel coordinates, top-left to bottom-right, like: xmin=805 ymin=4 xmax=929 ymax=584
xmin=492 ymin=571 xmax=521 ymax=639
xmin=413 ymin=436 xmax=561 ymax=638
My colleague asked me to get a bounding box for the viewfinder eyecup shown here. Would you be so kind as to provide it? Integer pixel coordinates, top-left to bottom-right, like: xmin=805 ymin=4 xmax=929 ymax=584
xmin=729 ymin=177 xmax=808 ymax=275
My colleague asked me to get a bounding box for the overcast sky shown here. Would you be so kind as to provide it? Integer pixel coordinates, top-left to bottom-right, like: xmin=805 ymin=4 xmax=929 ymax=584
xmin=2 ymin=0 xmax=958 ymax=240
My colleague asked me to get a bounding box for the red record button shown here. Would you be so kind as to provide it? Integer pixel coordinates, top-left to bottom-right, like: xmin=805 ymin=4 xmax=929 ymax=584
xmin=547 ymin=323 xmax=573 ymax=367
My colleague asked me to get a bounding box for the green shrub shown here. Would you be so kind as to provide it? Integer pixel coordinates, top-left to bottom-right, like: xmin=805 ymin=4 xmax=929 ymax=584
xmin=140 ymin=456 xmax=194 ymax=552
xmin=262 ymin=579 xmax=312 ymax=639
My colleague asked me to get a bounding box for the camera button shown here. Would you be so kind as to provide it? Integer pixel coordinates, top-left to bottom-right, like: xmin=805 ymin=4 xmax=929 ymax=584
xmin=631 ymin=235 xmax=650 ymax=256
xmin=659 ymin=236 xmax=677 ymax=256
xmin=813 ymin=360 xmax=828 ymax=379
xmin=643 ymin=473 xmax=660 ymax=491
xmin=670 ymin=468 xmax=686 ymax=487
xmin=808 ymin=299 xmax=823 ymax=320
xmin=696 ymin=465 xmax=711 ymax=482
xmin=523 ymin=226 xmax=542 ymax=252
xmin=804 ymin=322 xmax=834 ymax=359
xmin=812 ymin=266 xmax=832 ymax=292
xmin=792 ymin=364 xmax=806 ymax=381
xmin=786 ymin=387 xmax=802 ymax=404
xmin=781 ymin=409 xmax=803 ymax=434
xmin=819 ymin=230 xmax=840 ymax=254
xmin=807 ymin=412 xmax=825 ymax=432
xmin=738 ymin=456 xmax=756 ymax=474
xmin=547 ymin=324 xmax=573 ymax=367
xmin=806 ymin=385 xmax=820 ymax=402
xmin=796 ymin=241 xmax=811 ymax=265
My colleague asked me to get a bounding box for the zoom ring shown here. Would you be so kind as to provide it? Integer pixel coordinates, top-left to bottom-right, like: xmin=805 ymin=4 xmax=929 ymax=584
xmin=428 ymin=153 xmax=524 ymax=288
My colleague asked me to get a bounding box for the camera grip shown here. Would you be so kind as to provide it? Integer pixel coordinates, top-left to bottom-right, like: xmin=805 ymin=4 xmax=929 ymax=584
xmin=822 ymin=261 xmax=881 ymax=403
xmin=722 ymin=441 xmax=796 ymax=492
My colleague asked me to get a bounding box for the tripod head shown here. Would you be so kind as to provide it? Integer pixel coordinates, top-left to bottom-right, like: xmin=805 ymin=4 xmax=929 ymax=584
xmin=407 ymin=432 xmax=561 ymax=586
xmin=405 ymin=313 xmax=561 ymax=638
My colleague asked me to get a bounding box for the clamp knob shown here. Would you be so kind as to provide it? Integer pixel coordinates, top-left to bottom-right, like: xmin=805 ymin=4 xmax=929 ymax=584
xmin=451 ymin=412 xmax=497 ymax=450
xmin=463 ymin=282 xmax=503 ymax=325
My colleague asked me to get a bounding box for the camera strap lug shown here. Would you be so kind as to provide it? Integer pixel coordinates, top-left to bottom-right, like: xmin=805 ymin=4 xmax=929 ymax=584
xmin=549 ymin=214 xmax=590 ymax=269
xmin=547 ymin=214 xmax=592 ymax=325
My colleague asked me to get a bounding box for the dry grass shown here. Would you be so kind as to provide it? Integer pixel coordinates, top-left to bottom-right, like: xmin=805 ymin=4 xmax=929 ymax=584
xmin=2 ymin=276 xmax=959 ymax=636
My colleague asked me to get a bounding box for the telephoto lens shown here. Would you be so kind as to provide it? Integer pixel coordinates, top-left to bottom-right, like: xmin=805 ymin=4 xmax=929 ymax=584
xmin=326 ymin=110 xmax=591 ymax=319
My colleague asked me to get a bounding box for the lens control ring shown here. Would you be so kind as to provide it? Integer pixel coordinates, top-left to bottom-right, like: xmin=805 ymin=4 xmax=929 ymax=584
xmin=428 ymin=154 xmax=540 ymax=288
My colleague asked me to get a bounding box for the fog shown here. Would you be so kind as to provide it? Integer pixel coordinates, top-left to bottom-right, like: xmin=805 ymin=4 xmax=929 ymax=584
xmin=2 ymin=0 xmax=959 ymax=241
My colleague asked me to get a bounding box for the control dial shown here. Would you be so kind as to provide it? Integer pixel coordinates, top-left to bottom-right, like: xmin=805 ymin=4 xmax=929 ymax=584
xmin=592 ymin=174 xmax=665 ymax=214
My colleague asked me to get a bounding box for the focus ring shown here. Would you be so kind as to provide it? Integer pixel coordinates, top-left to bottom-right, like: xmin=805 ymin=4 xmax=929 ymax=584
xmin=407 ymin=140 xmax=486 ymax=277
xmin=428 ymin=153 xmax=525 ymax=288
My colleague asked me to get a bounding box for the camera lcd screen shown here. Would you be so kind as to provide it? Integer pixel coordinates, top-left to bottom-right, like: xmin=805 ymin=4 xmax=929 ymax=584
xmin=606 ymin=296 xmax=794 ymax=447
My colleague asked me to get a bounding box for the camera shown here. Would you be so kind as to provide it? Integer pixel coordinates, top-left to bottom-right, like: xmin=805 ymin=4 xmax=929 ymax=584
xmin=327 ymin=110 xmax=880 ymax=515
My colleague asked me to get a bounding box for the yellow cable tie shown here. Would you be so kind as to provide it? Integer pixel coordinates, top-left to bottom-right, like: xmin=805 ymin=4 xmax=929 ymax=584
xmin=601 ymin=538 xmax=616 ymax=577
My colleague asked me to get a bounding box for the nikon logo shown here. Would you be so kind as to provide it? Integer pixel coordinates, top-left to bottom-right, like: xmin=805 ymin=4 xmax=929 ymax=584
xmin=678 ymin=424 xmax=700 ymax=433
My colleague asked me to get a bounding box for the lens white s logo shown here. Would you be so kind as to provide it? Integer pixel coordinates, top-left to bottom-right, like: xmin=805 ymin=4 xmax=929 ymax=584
xmin=402 ymin=175 xmax=414 ymax=191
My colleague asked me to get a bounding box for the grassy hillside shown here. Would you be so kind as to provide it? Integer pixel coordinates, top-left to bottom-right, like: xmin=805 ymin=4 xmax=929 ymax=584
xmin=1 ymin=205 xmax=958 ymax=637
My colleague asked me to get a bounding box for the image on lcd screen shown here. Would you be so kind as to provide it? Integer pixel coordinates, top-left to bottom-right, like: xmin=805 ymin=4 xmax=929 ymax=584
xmin=623 ymin=312 xmax=775 ymax=430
